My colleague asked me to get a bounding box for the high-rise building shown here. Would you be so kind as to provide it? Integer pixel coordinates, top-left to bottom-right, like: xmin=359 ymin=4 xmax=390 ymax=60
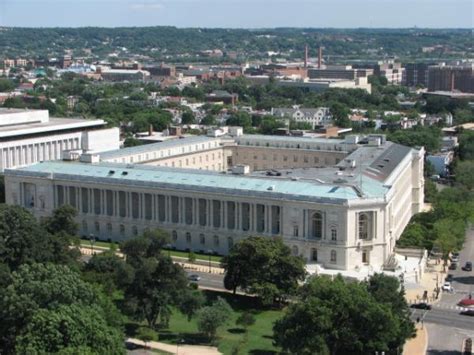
xmin=404 ymin=63 xmax=431 ymax=87
xmin=428 ymin=63 xmax=474 ymax=93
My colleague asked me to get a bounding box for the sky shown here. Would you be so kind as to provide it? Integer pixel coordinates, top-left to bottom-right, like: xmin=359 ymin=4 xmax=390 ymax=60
xmin=0 ymin=0 xmax=472 ymax=28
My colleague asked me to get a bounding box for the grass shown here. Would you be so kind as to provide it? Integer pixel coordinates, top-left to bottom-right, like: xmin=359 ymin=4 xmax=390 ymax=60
xmin=79 ymin=238 xmax=223 ymax=262
xmin=126 ymin=290 xmax=282 ymax=355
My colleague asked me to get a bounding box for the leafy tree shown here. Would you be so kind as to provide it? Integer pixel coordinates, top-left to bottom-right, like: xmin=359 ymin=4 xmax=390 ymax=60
xmin=434 ymin=218 xmax=465 ymax=266
xmin=181 ymin=110 xmax=195 ymax=124
xmin=0 ymin=175 xmax=5 ymax=203
xmin=366 ymin=273 xmax=415 ymax=350
xmin=42 ymin=204 xmax=79 ymax=237
xmin=0 ymin=205 xmax=78 ymax=270
xmin=197 ymin=297 xmax=232 ymax=340
xmin=455 ymin=160 xmax=474 ymax=190
xmin=274 ymin=275 xmax=411 ymax=355
xmin=0 ymin=78 xmax=15 ymax=92
xmin=458 ymin=130 xmax=474 ymax=161
xmin=330 ymin=102 xmax=351 ymax=127
xmin=226 ymin=111 xmax=252 ymax=128
xmin=236 ymin=312 xmax=256 ymax=330
xmin=222 ymin=236 xmax=306 ymax=303
xmin=201 ymin=114 xmax=217 ymax=126
xmin=120 ymin=229 xmax=202 ymax=328
xmin=0 ymin=263 xmax=124 ymax=354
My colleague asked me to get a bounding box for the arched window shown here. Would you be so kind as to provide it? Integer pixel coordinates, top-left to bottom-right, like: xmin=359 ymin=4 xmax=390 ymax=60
xmin=82 ymin=220 xmax=88 ymax=232
xmin=311 ymin=248 xmax=318 ymax=261
xmin=199 ymin=234 xmax=205 ymax=245
xmin=228 ymin=237 xmax=234 ymax=251
xmin=292 ymin=245 xmax=299 ymax=256
xmin=330 ymin=250 xmax=337 ymax=263
xmin=94 ymin=221 xmax=100 ymax=233
xmin=119 ymin=224 xmax=125 ymax=235
xmin=132 ymin=226 xmax=138 ymax=236
xmin=186 ymin=232 xmax=191 ymax=243
xmin=172 ymin=230 xmax=178 ymax=241
xmin=312 ymin=212 xmax=323 ymax=239
xmin=213 ymin=235 xmax=219 ymax=247
xmin=331 ymin=228 xmax=337 ymax=241
xmin=107 ymin=223 xmax=112 ymax=234
xmin=359 ymin=213 xmax=369 ymax=240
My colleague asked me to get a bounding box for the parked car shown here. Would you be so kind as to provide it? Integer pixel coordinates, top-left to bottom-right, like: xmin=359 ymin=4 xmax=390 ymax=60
xmin=451 ymin=255 xmax=460 ymax=263
xmin=452 ymin=252 xmax=460 ymax=258
xmin=460 ymin=309 xmax=474 ymax=316
xmin=446 ymin=274 xmax=454 ymax=282
xmin=449 ymin=263 xmax=458 ymax=270
xmin=462 ymin=261 xmax=472 ymax=271
xmin=442 ymin=282 xmax=454 ymax=292
xmin=188 ymin=274 xmax=201 ymax=282
xmin=410 ymin=302 xmax=432 ymax=310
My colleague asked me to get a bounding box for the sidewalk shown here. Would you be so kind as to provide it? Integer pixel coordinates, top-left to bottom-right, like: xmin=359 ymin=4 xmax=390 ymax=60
xmin=127 ymin=337 xmax=222 ymax=355
xmin=403 ymin=324 xmax=428 ymax=355
xmin=404 ymin=258 xmax=445 ymax=305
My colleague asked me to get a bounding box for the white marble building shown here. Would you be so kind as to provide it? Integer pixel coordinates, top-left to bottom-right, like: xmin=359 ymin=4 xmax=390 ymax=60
xmin=0 ymin=108 xmax=120 ymax=172
xmin=4 ymin=134 xmax=424 ymax=271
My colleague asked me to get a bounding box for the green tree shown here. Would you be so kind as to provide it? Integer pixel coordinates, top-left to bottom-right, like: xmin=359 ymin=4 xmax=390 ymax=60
xmin=274 ymin=275 xmax=409 ymax=355
xmin=197 ymin=297 xmax=232 ymax=340
xmin=455 ymin=160 xmax=474 ymax=190
xmin=120 ymin=229 xmax=202 ymax=328
xmin=235 ymin=312 xmax=256 ymax=332
xmin=0 ymin=205 xmax=78 ymax=270
xmin=181 ymin=110 xmax=195 ymax=124
xmin=226 ymin=111 xmax=252 ymax=128
xmin=0 ymin=263 xmax=124 ymax=354
xmin=0 ymin=78 xmax=15 ymax=92
xmin=222 ymin=236 xmax=306 ymax=303
xmin=201 ymin=114 xmax=217 ymax=126
xmin=42 ymin=204 xmax=79 ymax=237
xmin=330 ymin=102 xmax=351 ymax=127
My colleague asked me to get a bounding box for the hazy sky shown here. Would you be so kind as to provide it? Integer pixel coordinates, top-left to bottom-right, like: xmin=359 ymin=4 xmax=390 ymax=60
xmin=0 ymin=0 xmax=472 ymax=28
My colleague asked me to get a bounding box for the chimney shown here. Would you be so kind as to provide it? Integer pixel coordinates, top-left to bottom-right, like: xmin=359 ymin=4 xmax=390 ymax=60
xmin=304 ymin=44 xmax=308 ymax=68
xmin=148 ymin=124 xmax=153 ymax=136
xmin=318 ymin=46 xmax=322 ymax=69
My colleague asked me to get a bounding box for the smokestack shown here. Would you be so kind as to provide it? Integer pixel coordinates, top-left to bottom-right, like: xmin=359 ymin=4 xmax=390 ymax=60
xmin=450 ymin=72 xmax=455 ymax=91
xmin=148 ymin=124 xmax=153 ymax=136
xmin=318 ymin=46 xmax=322 ymax=69
xmin=304 ymin=44 xmax=308 ymax=68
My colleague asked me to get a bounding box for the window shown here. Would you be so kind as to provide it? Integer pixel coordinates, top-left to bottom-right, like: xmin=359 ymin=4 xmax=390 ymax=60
xmin=186 ymin=232 xmax=191 ymax=243
xmin=331 ymin=228 xmax=337 ymax=241
xmin=362 ymin=250 xmax=369 ymax=264
xmin=292 ymin=246 xmax=299 ymax=256
xmin=94 ymin=221 xmax=100 ymax=233
xmin=358 ymin=213 xmax=369 ymax=240
xmin=120 ymin=224 xmax=125 ymax=235
xmin=311 ymin=248 xmax=318 ymax=261
xmin=172 ymin=230 xmax=178 ymax=241
xmin=293 ymin=225 xmax=299 ymax=237
xmin=82 ymin=220 xmax=88 ymax=233
xmin=213 ymin=235 xmax=219 ymax=247
xmin=330 ymin=250 xmax=337 ymax=263
xmin=228 ymin=237 xmax=234 ymax=251
xmin=199 ymin=234 xmax=205 ymax=245
xmin=312 ymin=212 xmax=323 ymax=239
xmin=107 ymin=223 xmax=112 ymax=234
xmin=132 ymin=226 xmax=138 ymax=236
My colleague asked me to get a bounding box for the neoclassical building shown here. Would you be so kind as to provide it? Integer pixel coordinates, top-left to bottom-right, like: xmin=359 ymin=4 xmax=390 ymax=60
xmin=4 ymin=134 xmax=424 ymax=271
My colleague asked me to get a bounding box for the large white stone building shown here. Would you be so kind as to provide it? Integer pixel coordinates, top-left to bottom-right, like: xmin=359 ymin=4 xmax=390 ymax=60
xmin=0 ymin=108 xmax=120 ymax=172
xmin=4 ymin=134 xmax=424 ymax=272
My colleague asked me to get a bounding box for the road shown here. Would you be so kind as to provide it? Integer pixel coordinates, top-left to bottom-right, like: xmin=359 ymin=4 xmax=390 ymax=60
xmin=185 ymin=269 xmax=226 ymax=290
xmin=424 ymin=225 xmax=474 ymax=354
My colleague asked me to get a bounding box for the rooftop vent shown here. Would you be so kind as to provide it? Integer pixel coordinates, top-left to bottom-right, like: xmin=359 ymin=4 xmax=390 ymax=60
xmin=108 ymin=170 xmax=115 ymax=175
xmin=267 ymin=185 xmax=276 ymax=191
xmin=121 ymin=171 xmax=128 ymax=176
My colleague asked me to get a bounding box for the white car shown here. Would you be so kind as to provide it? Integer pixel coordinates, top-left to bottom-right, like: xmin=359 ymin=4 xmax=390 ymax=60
xmin=442 ymin=282 xmax=453 ymax=292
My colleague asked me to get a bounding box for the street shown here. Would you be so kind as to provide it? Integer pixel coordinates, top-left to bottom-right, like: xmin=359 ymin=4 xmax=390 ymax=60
xmin=424 ymin=226 xmax=474 ymax=354
xmin=185 ymin=269 xmax=226 ymax=290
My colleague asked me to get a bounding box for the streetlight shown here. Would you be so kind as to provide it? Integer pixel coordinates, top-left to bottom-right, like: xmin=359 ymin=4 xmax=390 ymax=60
xmin=165 ymin=243 xmax=172 ymax=258
xmin=207 ymin=249 xmax=213 ymax=273
xmin=89 ymin=234 xmax=95 ymax=255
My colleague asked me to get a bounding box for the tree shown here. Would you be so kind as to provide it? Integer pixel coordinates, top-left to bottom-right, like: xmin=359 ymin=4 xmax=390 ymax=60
xmin=274 ymin=275 xmax=410 ymax=355
xmin=201 ymin=114 xmax=217 ymax=126
xmin=0 ymin=78 xmax=15 ymax=92
xmin=181 ymin=110 xmax=195 ymax=124
xmin=330 ymin=102 xmax=351 ymax=128
xmin=235 ymin=312 xmax=256 ymax=331
xmin=120 ymin=229 xmax=202 ymax=328
xmin=42 ymin=204 xmax=79 ymax=237
xmin=222 ymin=236 xmax=306 ymax=304
xmin=455 ymin=160 xmax=474 ymax=190
xmin=0 ymin=205 xmax=78 ymax=270
xmin=197 ymin=297 xmax=232 ymax=340
xmin=434 ymin=218 xmax=465 ymax=267
xmin=226 ymin=111 xmax=252 ymax=128
xmin=0 ymin=263 xmax=124 ymax=354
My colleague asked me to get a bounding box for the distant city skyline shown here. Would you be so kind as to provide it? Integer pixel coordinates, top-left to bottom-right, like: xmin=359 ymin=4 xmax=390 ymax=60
xmin=0 ymin=0 xmax=472 ymax=28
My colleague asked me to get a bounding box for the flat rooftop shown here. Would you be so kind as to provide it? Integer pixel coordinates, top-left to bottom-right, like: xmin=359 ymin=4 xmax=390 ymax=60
xmin=0 ymin=117 xmax=106 ymax=139
xmin=6 ymin=160 xmax=388 ymax=204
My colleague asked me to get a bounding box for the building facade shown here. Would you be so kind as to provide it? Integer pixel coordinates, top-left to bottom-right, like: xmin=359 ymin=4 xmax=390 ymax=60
xmin=271 ymin=106 xmax=332 ymax=128
xmin=4 ymin=134 xmax=424 ymax=272
xmin=428 ymin=63 xmax=474 ymax=93
xmin=0 ymin=108 xmax=120 ymax=172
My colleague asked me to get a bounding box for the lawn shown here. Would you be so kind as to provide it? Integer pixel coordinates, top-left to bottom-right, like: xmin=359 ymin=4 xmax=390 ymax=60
xmin=79 ymin=238 xmax=223 ymax=262
xmin=126 ymin=290 xmax=282 ymax=355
